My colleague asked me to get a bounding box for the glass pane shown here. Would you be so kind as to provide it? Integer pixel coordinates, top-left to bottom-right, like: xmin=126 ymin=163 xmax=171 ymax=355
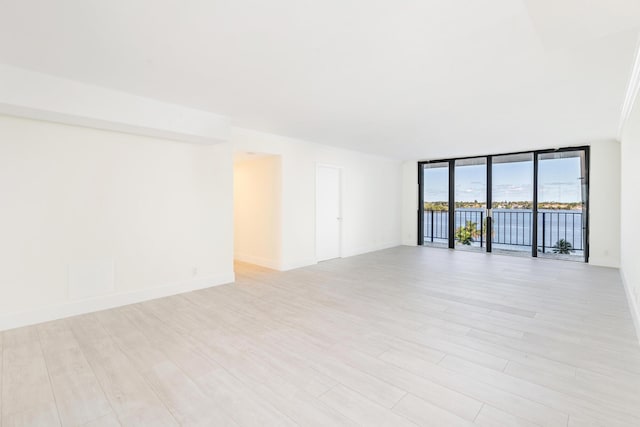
xmin=537 ymin=150 xmax=586 ymax=260
xmin=422 ymin=162 xmax=449 ymax=247
xmin=454 ymin=158 xmax=486 ymax=251
xmin=492 ymin=153 xmax=533 ymax=254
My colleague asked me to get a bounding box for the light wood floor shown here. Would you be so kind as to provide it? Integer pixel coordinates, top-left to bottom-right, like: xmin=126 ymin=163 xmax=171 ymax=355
xmin=2 ymin=246 xmax=640 ymax=426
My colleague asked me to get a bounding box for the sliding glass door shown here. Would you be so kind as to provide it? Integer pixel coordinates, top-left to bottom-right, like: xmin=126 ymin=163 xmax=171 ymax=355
xmin=537 ymin=150 xmax=588 ymax=260
xmin=418 ymin=147 xmax=589 ymax=262
xmin=491 ymin=153 xmax=534 ymax=255
xmin=420 ymin=162 xmax=449 ymax=248
xmin=454 ymin=158 xmax=487 ymax=252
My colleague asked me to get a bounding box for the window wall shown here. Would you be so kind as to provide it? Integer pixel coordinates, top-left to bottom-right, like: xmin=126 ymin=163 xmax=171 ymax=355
xmin=418 ymin=147 xmax=589 ymax=261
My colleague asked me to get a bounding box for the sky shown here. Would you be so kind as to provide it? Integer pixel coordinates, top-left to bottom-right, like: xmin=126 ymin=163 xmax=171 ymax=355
xmin=423 ymin=156 xmax=583 ymax=203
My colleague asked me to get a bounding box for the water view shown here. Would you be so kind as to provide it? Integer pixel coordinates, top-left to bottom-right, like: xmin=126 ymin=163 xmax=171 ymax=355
xmin=421 ymin=150 xmax=587 ymax=259
xmin=423 ymin=208 xmax=584 ymax=255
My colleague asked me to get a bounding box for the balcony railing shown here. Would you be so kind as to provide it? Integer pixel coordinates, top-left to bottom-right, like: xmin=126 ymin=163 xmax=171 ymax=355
xmin=424 ymin=209 xmax=584 ymax=253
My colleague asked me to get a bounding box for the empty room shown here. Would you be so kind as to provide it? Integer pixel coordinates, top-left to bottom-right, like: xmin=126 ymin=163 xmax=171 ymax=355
xmin=2 ymin=1 xmax=640 ymax=426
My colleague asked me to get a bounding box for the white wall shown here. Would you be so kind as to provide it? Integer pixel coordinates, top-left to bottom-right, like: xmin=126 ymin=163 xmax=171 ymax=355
xmin=401 ymin=161 xmax=419 ymax=246
xmin=621 ymin=97 xmax=640 ymax=338
xmin=0 ymin=115 xmax=403 ymax=328
xmin=589 ymin=140 xmax=621 ymax=267
xmin=232 ymin=128 xmax=403 ymax=270
xmin=400 ymin=141 xmax=621 ymax=269
xmin=233 ymin=156 xmax=282 ymax=269
xmin=0 ymin=115 xmax=234 ymax=330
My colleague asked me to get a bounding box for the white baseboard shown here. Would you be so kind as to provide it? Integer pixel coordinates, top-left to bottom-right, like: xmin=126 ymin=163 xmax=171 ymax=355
xmin=280 ymin=243 xmax=401 ymax=271
xmin=621 ymin=269 xmax=640 ymax=344
xmin=342 ymin=241 xmax=402 ymax=258
xmin=280 ymin=258 xmax=318 ymax=271
xmin=588 ymin=256 xmax=621 ymax=269
xmin=234 ymin=253 xmax=282 ymax=270
xmin=236 ymin=243 xmax=402 ymax=272
xmin=0 ymin=272 xmax=235 ymax=332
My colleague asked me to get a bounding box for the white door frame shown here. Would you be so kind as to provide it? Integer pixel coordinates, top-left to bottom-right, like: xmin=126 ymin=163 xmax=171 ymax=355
xmin=315 ymin=163 xmax=343 ymax=262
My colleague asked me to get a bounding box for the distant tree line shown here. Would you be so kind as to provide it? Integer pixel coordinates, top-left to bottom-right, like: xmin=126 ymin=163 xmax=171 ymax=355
xmin=424 ymin=201 xmax=583 ymax=211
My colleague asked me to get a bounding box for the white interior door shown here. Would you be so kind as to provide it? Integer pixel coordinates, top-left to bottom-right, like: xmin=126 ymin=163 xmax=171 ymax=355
xmin=316 ymin=165 xmax=341 ymax=261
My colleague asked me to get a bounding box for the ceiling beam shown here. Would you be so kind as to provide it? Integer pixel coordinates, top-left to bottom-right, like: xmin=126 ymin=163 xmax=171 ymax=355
xmin=0 ymin=64 xmax=230 ymax=144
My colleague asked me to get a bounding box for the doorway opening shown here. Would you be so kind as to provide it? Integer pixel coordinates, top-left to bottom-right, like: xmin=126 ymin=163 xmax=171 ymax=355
xmin=233 ymin=152 xmax=282 ymax=270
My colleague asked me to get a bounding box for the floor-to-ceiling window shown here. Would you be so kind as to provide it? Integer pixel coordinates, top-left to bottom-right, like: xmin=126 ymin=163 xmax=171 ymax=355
xmin=454 ymin=157 xmax=487 ymax=253
xmin=418 ymin=147 xmax=589 ymax=262
xmin=419 ymin=162 xmax=450 ymax=248
xmin=537 ymin=150 xmax=588 ymax=261
xmin=491 ymin=153 xmax=534 ymax=255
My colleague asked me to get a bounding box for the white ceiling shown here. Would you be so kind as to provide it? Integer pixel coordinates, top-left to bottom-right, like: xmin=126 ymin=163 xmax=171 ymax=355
xmin=1 ymin=0 xmax=639 ymax=159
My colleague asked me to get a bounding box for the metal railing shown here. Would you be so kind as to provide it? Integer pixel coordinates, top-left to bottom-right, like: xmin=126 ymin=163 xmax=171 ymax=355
xmin=538 ymin=211 xmax=584 ymax=253
xmin=423 ymin=209 xmax=584 ymax=252
xmin=425 ymin=210 xmax=450 ymax=243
